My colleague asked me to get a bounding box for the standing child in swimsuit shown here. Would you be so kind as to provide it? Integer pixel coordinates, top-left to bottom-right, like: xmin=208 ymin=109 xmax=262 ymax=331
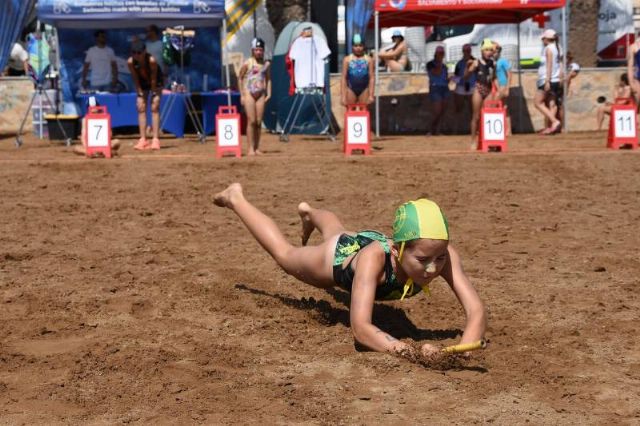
xmin=214 ymin=183 xmax=486 ymax=357
xmin=341 ymin=34 xmax=374 ymax=106
xmin=239 ymin=38 xmax=271 ymax=156
xmin=128 ymin=39 xmax=163 ymax=151
xmin=466 ymin=39 xmax=496 ymax=147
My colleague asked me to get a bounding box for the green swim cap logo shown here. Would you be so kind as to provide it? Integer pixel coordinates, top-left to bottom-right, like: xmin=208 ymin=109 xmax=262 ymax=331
xmin=392 ymin=204 xmax=407 ymax=237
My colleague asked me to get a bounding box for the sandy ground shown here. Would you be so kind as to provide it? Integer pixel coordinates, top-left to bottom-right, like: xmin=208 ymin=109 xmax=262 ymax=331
xmin=1 ymin=131 xmax=639 ymax=424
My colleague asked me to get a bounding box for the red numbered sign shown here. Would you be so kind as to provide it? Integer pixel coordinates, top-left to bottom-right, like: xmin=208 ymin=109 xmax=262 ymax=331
xmin=84 ymin=106 xmax=112 ymax=158
xmin=479 ymin=100 xmax=507 ymax=153
xmin=607 ymin=98 xmax=638 ymax=150
xmin=344 ymin=104 xmax=371 ymax=156
xmin=215 ymin=106 xmax=241 ymax=158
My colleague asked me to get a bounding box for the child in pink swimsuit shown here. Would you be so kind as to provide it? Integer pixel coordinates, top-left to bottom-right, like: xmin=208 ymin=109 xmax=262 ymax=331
xmin=239 ymin=38 xmax=271 ymax=156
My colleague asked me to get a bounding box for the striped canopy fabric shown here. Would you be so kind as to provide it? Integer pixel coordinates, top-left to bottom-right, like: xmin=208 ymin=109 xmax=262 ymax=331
xmin=225 ymin=0 xmax=261 ymax=43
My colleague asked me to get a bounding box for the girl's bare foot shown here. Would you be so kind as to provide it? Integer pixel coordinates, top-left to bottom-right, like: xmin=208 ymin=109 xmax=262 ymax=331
xmin=247 ymin=149 xmax=256 ymax=156
xmin=255 ymin=150 xmax=264 ymax=156
xmin=214 ymin=183 xmax=243 ymax=208
xmin=297 ymin=202 xmax=315 ymax=246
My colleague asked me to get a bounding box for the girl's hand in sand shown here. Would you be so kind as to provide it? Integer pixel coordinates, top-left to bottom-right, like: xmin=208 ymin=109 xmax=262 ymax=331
xmin=421 ymin=343 xmax=439 ymax=357
xmin=394 ymin=342 xmax=418 ymax=358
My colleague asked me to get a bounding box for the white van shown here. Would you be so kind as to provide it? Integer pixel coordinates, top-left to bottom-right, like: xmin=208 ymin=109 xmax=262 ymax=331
xmin=421 ymin=9 xmax=568 ymax=69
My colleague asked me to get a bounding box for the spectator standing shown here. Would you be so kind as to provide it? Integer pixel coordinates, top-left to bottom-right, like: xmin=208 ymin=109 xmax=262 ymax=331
xmin=554 ymin=51 xmax=580 ymax=130
xmin=453 ymin=43 xmax=476 ymax=132
xmin=493 ymin=42 xmax=512 ymax=135
xmin=426 ymin=46 xmax=450 ymax=135
xmin=534 ymin=29 xmax=561 ymax=135
xmin=627 ymin=33 xmax=640 ymax=105
xmin=562 ymin=51 xmax=580 ymax=94
xmin=145 ymin=24 xmax=166 ymax=85
xmin=82 ymin=30 xmax=118 ymax=92
xmin=127 ymin=40 xmax=163 ymax=151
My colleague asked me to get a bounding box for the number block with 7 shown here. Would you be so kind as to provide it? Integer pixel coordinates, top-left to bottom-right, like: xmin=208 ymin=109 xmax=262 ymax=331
xmin=85 ymin=106 xmax=112 ymax=158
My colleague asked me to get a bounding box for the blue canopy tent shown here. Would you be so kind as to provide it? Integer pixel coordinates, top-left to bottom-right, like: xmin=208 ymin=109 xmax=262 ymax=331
xmin=37 ymin=0 xmax=228 ymax=115
xmin=37 ymin=0 xmax=224 ymax=28
xmin=0 ymin=0 xmax=36 ymax=72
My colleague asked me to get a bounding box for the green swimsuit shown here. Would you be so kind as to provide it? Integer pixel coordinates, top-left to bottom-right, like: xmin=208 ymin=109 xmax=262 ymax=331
xmin=332 ymin=230 xmax=423 ymax=301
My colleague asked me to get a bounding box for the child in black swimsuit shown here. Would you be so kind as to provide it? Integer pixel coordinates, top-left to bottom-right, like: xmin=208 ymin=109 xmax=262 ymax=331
xmin=465 ymin=39 xmax=496 ymax=148
xmin=214 ymin=183 xmax=486 ymax=358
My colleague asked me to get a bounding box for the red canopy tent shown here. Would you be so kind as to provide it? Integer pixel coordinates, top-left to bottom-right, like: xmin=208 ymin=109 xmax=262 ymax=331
xmin=374 ymin=0 xmax=565 ymax=27
xmin=372 ymin=0 xmax=568 ymax=135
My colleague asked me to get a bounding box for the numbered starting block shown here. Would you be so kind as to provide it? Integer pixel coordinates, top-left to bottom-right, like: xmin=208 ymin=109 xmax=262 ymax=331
xmin=84 ymin=106 xmax=112 ymax=158
xmin=344 ymin=104 xmax=371 ymax=156
xmin=478 ymin=100 xmax=507 ymax=153
xmin=215 ymin=106 xmax=241 ymax=158
xmin=608 ymin=98 xmax=638 ymax=150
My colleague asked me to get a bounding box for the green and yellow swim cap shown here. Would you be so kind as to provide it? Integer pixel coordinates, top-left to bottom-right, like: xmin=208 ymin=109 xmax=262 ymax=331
xmin=392 ymin=199 xmax=449 ymax=243
xmin=481 ymin=38 xmax=495 ymax=51
xmin=393 ymin=199 xmax=449 ymax=301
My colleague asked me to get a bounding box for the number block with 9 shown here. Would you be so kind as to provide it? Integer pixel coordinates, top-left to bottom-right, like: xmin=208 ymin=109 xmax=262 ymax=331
xmin=215 ymin=106 xmax=242 ymax=158
xmin=344 ymin=105 xmax=371 ymax=156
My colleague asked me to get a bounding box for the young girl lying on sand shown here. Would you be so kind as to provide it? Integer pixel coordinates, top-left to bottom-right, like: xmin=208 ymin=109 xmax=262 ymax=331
xmin=214 ymin=183 xmax=486 ymax=358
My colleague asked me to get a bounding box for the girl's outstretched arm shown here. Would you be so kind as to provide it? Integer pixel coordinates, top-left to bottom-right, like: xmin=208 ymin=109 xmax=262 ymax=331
xmin=440 ymin=245 xmax=486 ymax=344
xmin=349 ymin=245 xmax=410 ymax=353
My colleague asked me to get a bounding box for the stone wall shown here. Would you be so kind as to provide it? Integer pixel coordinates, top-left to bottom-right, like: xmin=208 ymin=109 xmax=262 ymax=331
xmin=0 ymin=78 xmax=34 ymax=135
xmin=329 ymin=69 xmax=624 ymax=134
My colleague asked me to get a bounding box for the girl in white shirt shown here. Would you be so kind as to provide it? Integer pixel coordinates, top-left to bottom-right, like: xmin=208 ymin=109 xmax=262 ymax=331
xmin=534 ymin=29 xmax=561 ymax=135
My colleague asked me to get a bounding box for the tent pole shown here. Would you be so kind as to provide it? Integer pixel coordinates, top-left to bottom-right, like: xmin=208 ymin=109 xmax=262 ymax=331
xmin=517 ymin=21 xmax=522 ymax=134
xmin=375 ymin=10 xmax=380 ymax=138
xmin=561 ymin=4 xmax=568 ymax=132
xmin=223 ymin=17 xmax=231 ymax=106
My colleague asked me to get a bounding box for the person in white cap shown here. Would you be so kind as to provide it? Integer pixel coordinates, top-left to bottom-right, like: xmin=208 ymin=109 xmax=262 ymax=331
xmin=534 ymin=28 xmax=562 ymax=135
xmin=239 ymin=38 xmax=271 ymax=156
xmin=378 ymin=30 xmax=409 ymax=72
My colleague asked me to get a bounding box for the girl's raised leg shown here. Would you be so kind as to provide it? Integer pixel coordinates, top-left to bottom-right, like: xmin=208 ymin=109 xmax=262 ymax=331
xmin=297 ymin=202 xmax=347 ymax=246
xmin=214 ymin=183 xmax=336 ymax=287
